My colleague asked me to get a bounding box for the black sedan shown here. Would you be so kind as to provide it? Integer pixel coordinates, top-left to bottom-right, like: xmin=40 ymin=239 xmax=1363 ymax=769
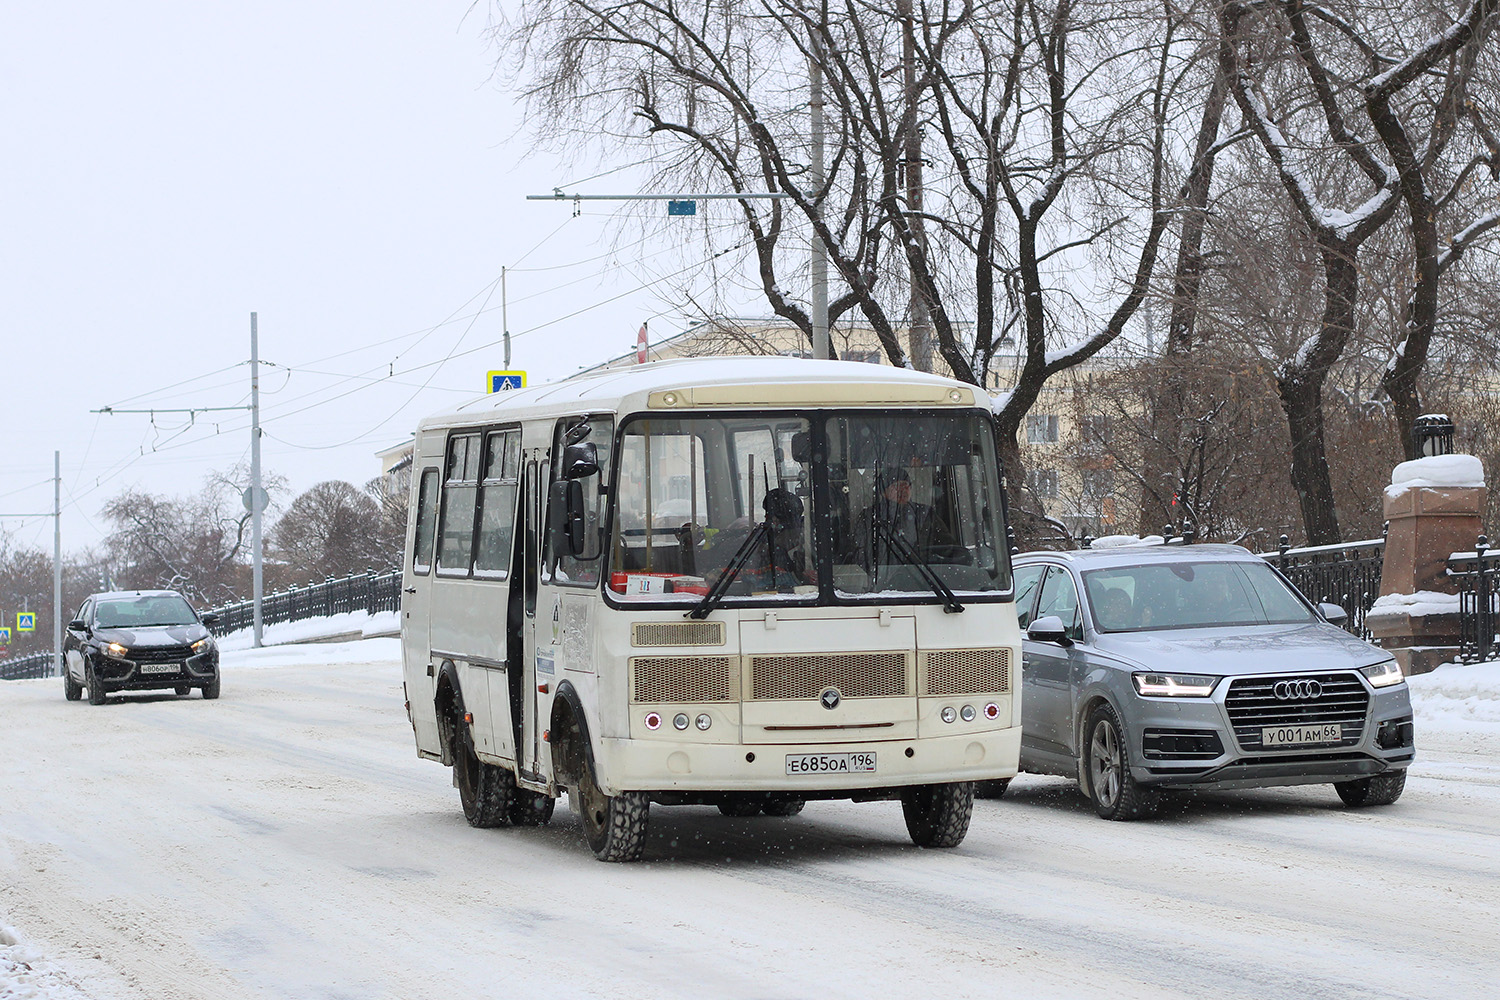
xmin=63 ymin=591 xmax=221 ymax=704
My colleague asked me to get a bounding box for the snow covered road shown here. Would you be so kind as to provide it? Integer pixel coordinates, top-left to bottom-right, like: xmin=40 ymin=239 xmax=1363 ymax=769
xmin=2 ymin=640 xmax=1497 ymax=999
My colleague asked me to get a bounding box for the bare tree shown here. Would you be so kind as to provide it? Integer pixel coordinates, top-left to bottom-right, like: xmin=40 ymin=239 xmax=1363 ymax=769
xmin=270 ymin=481 xmax=399 ymax=585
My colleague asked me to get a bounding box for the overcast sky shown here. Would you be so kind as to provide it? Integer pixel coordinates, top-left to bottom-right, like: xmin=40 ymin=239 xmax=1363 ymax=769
xmin=1 ymin=2 xmax=765 ymax=554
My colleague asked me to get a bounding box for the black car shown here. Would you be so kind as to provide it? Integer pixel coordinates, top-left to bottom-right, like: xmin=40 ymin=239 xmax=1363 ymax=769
xmin=63 ymin=590 xmax=221 ymax=704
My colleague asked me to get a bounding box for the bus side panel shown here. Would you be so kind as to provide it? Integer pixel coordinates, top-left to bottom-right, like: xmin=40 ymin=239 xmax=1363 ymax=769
xmin=402 ymin=434 xmax=444 ymax=757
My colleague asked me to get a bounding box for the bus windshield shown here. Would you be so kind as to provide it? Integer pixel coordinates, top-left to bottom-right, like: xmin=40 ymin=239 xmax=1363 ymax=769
xmin=608 ymin=411 xmax=1009 ymax=603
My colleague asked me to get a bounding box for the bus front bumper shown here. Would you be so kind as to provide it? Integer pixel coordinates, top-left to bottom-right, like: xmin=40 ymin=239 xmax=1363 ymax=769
xmin=597 ymin=726 xmax=1021 ymax=796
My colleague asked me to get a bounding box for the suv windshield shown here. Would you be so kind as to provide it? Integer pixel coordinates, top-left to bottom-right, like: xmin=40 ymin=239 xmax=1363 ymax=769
xmin=607 ymin=410 xmax=1009 ymax=604
xmin=1082 ymin=560 xmax=1318 ymax=632
xmin=95 ymin=595 xmax=198 ymax=628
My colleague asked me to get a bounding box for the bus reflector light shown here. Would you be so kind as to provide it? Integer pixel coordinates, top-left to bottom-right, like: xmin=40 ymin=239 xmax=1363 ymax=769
xmin=645 ymin=712 xmax=662 ymax=730
xmin=984 ymin=703 xmax=1000 ymax=720
xmin=464 ymin=712 xmax=473 ymax=724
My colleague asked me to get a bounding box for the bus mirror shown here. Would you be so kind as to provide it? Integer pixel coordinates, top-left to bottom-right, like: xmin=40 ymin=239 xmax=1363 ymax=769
xmin=550 ymin=479 xmax=587 ymax=556
xmin=563 ymin=442 xmax=599 ymax=479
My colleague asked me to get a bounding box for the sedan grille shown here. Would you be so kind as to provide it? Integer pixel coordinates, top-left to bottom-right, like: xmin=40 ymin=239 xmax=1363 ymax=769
xmin=130 ymin=644 xmax=194 ymax=664
xmin=1224 ymin=672 xmax=1369 ymax=751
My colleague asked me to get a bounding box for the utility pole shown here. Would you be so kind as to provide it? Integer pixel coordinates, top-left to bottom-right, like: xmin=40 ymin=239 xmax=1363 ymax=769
xmin=53 ymin=451 xmax=61 ymax=678
xmin=250 ymin=312 xmax=265 ymax=648
xmin=809 ymin=32 xmax=831 ymax=362
xmin=502 ymin=267 xmax=511 ymax=370
xmin=899 ymin=0 xmax=932 ymax=372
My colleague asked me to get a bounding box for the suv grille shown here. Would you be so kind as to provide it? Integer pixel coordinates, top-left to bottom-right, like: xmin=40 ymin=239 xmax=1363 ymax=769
xmin=1225 ymin=673 xmax=1369 ymax=751
xmin=631 ymin=656 xmax=738 ymax=703
xmin=749 ymin=652 xmax=908 ymax=700
xmin=130 ymin=645 xmax=193 ymax=664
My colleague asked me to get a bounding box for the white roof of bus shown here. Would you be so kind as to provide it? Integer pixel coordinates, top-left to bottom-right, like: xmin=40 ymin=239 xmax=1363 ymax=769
xmin=417 ymin=356 xmax=985 ymax=431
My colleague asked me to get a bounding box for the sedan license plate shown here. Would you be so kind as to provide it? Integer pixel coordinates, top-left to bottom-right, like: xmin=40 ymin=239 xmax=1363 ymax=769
xmin=139 ymin=662 xmax=181 ymax=675
xmin=1262 ymin=723 xmax=1341 ymax=747
xmin=785 ymin=752 xmax=876 ymax=775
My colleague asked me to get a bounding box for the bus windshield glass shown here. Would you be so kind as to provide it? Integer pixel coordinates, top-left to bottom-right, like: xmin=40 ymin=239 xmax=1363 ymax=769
xmin=607 ymin=410 xmax=1009 ymax=603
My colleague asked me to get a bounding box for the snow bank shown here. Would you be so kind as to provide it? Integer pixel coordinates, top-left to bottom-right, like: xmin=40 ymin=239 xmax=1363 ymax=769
xmin=1089 ymin=534 xmax=1165 ymax=549
xmin=223 ymin=636 xmax=402 ymax=670
xmin=1385 ymin=453 xmax=1485 ymax=498
xmin=1409 ymin=659 xmax=1500 ymax=736
xmin=1368 ymin=591 xmax=1462 ymax=617
xmin=217 ymin=609 xmax=399 ymax=651
xmin=0 ymin=923 xmax=94 ymax=1000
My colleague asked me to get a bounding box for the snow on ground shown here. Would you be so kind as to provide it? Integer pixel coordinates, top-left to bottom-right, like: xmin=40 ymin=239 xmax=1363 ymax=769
xmin=215 ymin=610 xmax=399 ymax=652
xmin=2 ymin=640 xmax=1499 ymax=999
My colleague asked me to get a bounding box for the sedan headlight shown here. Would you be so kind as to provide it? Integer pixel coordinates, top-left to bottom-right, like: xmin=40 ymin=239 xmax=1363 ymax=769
xmin=192 ymin=637 xmax=214 ymax=654
xmin=1132 ymin=672 xmax=1219 ymax=697
xmin=102 ymin=641 xmax=129 ymax=658
xmin=1361 ymin=659 xmax=1404 ymax=688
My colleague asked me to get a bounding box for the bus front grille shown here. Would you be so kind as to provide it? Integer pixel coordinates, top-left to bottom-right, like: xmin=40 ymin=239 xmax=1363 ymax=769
xmin=631 ymin=621 xmax=726 ymax=647
xmin=749 ymin=652 xmax=909 ymax=700
xmin=631 ymin=656 xmax=739 ymax=703
xmin=921 ymin=648 xmax=1011 ymax=695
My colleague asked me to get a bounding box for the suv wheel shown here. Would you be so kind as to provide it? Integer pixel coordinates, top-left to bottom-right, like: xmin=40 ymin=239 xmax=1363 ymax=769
xmin=1084 ymin=704 xmax=1160 ymax=820
xmin=1335 ymin=770 xmax=1407 ymax=807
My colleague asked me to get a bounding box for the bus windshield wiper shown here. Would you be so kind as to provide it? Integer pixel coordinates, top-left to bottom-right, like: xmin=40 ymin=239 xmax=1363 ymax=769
xmin=686 ymin=521 xmax=772 ymax=620
xmin=872 ymin=520 xmax=965 ymax=614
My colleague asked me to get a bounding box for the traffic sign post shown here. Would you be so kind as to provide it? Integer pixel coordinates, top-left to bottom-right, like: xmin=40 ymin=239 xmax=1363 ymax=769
xmin=16 ymin=612 xmax=35 ymax=633
xmin=488 ymin=371 xmax=527 ymax=393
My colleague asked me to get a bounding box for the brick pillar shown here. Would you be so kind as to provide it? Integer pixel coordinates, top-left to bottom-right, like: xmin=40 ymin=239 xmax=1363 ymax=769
xmin=1366 ymin=481 xmax=1484 ymax=675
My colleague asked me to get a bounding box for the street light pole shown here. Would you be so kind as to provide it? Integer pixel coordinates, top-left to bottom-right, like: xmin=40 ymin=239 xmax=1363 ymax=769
xmin=53 ymin=451 xmax=61 ymax=678
xmin=250 ymin=312 xmax=264 ymax=648
xmin=809 ymin=34 xmax=830 ymax=362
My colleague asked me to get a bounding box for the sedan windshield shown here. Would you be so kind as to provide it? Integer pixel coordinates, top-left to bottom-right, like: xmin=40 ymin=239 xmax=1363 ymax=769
xmin=1082 ymin=560 xmax=1318 ymax=632
xmin=95 ymin=595 xmax=198 ymax=628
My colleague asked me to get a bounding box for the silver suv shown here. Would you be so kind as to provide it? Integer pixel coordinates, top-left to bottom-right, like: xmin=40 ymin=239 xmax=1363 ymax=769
xmin=1005 ymin=544 xmax=1414 ymax=819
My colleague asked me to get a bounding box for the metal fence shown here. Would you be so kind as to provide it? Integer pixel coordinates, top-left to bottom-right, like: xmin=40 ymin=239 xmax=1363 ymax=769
xmin=1 ymin=651 xmax=57 ymax=681
xmin=207 ymin=569 xmax=403 ymax=636
xmin=1448 ymin=537 xmax=1499 ymax=663
xmin=1262 ymin=535 xmax=1386 ymax=641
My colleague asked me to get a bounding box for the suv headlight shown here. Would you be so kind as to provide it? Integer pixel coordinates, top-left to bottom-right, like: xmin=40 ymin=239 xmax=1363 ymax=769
xmin=192 ymin=637 xmax=214 ymax=654
xmin=1361 ymin=658 xmax=1404 ymax=688
xmin=1132 ymin=672 xmax=1218 ymax=697
xmin=102 ymin=641 xmax=129 ymax=658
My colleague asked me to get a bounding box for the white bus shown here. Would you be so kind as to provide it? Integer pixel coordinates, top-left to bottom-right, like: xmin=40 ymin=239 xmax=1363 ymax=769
xmin=400 ymin=357 xmax=1021 ymax=860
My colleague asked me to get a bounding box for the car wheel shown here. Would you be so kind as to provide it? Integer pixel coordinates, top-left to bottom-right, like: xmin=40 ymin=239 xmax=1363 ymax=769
xmin=576 ymin=754 xmax=649 ymax=862
xmin=86 ymin=661 xmax=107 ymax=705
xmin=1335 ymin=770 xmax=1407 ymax=807
xmin=201 ymin=675 xmax=221 ymax=700
xmin=762 ymin=796 xmax=806 ymax=817
xmin=974 ymin=778 xmax=1011 ymax=800
xmin=1084 ymin=704 xmax=1160 ymax=820
xmin=901 ymin=782 xmax=974 ymax=848
xmin=718 ymin=796 xmax=764 ymax=817
xmin=64 ymin=668 xmax=83 ymax=702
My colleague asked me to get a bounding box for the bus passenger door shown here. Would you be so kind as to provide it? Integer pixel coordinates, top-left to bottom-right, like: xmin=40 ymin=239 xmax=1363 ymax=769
xmin=517 ymin=454 xmax=544 ymax=779
xmin=401 ymin=466 xmax=442 ymax=755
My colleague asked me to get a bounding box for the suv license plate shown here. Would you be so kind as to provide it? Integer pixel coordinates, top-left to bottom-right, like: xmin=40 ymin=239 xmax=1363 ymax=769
xmin=1262 ymin=723 xmax=1341 ymax=746
xmin=786 ymin=752 xmax=876 ymax=775
xmin=139 ymin=663 xmax=181 ymax=675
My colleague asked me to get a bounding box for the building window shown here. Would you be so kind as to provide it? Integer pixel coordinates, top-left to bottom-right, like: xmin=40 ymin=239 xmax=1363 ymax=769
xmin=1078 ymin=414 xmax=1110 ymax=443
xmin=1027 ymin=414 xmax=1059 ymax=444
xmin=1029 ymin=468 xmax=1059 ymax=498
xmin=1081 ymin=468 xmax=1115 ymax=500
xmin=840 ymin=349 xmax=882 ymax=364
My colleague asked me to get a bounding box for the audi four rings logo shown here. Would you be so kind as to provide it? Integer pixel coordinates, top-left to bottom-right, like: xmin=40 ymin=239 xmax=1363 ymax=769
xmin=820 ymin=687 xmax=842 ymax=710
xmin=1274 ymin=678 xmax=1323 ymax=700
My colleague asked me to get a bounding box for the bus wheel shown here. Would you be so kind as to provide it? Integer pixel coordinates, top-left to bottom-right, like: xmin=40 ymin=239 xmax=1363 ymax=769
xmin=901 ymin=781 xmax=974 ymax=848
xmin=452 ymin=715 xmax=514 ymax=828
xmin=509 ymin=789 xmax=556 ymax=826
xmin=577 ymin=757 xmax=649 ymax=862
xmin=762 ymin=796 xmax=805 ymax=817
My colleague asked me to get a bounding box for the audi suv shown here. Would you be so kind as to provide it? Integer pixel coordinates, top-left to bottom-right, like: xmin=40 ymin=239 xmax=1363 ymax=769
xmin=1006 ymin=544 xmax=1413 ymax=819
xmin=63 ymin=590 xmax=221 ymax=704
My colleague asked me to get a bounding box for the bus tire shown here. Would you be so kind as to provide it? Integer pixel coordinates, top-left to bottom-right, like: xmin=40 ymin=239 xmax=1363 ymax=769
xmin=901 ymin=781 xmax=974 ymax=848
xmin=577 ymin=756 xmax=649 ymax=862
xmin=762 ymin=796 xmax=805 ymax=817
xmin=453 ymin=715 xmax=514 ymax=828
xmin=509 ymin=789 xmax=556 ymax=826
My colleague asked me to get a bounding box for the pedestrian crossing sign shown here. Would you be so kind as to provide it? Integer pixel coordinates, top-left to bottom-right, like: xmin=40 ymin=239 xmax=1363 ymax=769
xmin=0 ymin=627 xmax=9 ymax=644
xmin=16 ymin=612 xmax=35 ymax=632
xmin=488 ymin=371 xmax=527 ymax=393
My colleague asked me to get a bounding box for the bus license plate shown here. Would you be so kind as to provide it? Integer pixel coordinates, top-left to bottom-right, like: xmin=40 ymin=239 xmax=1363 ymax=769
xmin=139 ymin=663 xmax=181 ymax=674
xmin=1262 ymin=723 xmax=1341 ymax=747
xmin=785 ymin=752 xmax=876 ymax=775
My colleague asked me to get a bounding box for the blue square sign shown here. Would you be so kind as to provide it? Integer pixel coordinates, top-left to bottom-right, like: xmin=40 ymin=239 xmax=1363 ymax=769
xmin=16 ymin=612 xmax=35 ymax=632
xmin=488 ymin=371 xmax=526 ymax=393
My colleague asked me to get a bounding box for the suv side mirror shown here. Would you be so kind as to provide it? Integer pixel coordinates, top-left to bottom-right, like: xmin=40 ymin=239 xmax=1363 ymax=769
xmin=68 ymin=618 xmax=89 ymax=632
xmin=1027 ymin=615 xmax=1074 ymax=647
xmin=201 ymin=612 xmax=221 ymax=627
xmin=549 ymin=479 xmax=587 ymax=557
xmin=562 ymin=442 xmax=599 ymax=480
xmin=1319 ymin=602 xmax=1348 ymax=625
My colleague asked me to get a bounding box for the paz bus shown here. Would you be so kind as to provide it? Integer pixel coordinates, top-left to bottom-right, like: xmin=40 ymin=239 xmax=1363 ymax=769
xmin=400 ymin=357 xmax=1021 ymax=860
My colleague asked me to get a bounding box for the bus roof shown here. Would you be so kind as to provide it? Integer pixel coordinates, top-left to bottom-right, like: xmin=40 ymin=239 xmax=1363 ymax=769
xmin=418 ymin=357 xmax=988 ymax=431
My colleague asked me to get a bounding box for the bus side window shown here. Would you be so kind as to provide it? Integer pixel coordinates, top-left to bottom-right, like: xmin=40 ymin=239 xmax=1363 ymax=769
xmin=437 ymin=433 xmax=481 ymax=575
xmin=412 ymin=468 xmax=439 ymax=574
xmin=474 ymin=430 xmax=520 ymax=578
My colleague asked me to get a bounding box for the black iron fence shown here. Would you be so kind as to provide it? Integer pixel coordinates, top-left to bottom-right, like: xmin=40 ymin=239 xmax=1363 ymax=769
xmin=207 ymin=569 xmax=403 ymax=637
xmin=1448 ymin=537 xmax=1499 ymax=663
xmin=1262 ymin=535 xmax=1386 ymax=641
xmin=1 ymin=651 xmax=57 ymax=681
